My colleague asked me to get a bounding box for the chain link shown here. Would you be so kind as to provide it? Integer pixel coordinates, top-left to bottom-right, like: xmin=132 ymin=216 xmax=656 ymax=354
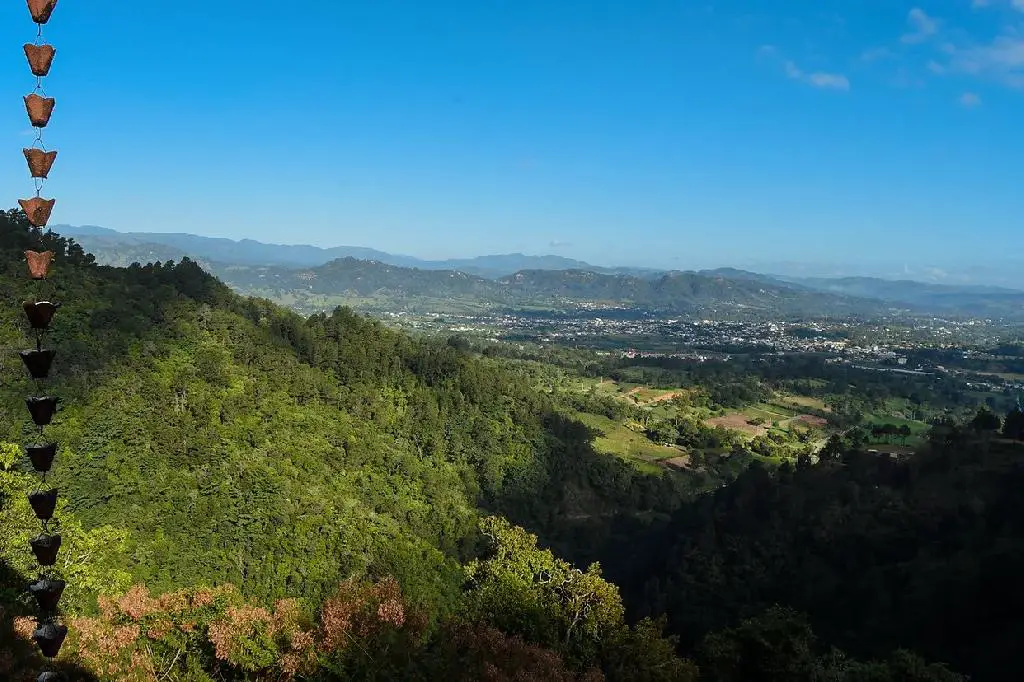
xmin=30 ymin=15 xmax=52 ymax=206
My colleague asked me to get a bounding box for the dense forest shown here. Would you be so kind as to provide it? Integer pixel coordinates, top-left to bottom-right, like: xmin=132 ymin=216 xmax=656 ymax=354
xmin=0 ymin=210 xmax=1016 ymax=680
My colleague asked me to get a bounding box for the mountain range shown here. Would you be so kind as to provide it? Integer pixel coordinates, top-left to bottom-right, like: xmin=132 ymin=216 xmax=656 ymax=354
xmin=212 ymin=258 xmax=894 ymax=318
xmin=54 ymin=225 xmax=659 ymax=279
xmin=55 ymin=224 xmax=1024 ymax=319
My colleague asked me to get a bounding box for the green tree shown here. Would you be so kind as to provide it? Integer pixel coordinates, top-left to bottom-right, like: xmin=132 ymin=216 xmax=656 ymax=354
xmin=969 ymin=406 xmax=1001 ymax=436
xmin=463 ymin=517 xmax=694 ymax=678
xmin=897 ymin=424 xmax=913 ymax=445
xmin=1001 ymin=405 xmax=1024 ymax=440
xmin=818 ymin=434 xmax=845 ymax=462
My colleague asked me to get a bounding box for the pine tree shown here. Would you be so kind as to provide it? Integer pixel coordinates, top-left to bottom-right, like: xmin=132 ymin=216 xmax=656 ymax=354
xmin=1000 ymin=403 xmax=1024 ymax=440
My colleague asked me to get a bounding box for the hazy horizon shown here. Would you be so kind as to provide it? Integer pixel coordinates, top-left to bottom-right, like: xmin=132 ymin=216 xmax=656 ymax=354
xmin=54 ymin=222 xmax=1024 ymax=290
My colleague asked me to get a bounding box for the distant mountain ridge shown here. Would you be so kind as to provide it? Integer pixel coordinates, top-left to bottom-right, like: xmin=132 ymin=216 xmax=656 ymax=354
xmin=55 ymin=224 xmax=658 ymax=278
xmin=211 ymin=257 xmax=895 ymax=318
xmin=774 ymin=275 xmax=1024 ymax=317
xmin=54 ymin=224 xmax=1024 ymax=319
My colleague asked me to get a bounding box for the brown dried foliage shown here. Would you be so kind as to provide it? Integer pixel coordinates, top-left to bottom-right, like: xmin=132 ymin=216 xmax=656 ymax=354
xmin=24 ymin=147 xmax=57 ymax=178
xmin=3 ymin=578 xmax=427 ymax=680
xmin=444 ymin=623 xmax=605 ymax=682
xmin=13 ymin=617 xmax=36 ymax=641
xmin=207 ymin=603 xmax=274 ymax=660
xmin=24 ymin=43 xmax=56 ymax=77
xmin=319 ymin=576 xmax=408 ymax=653
xmin=71 ymin=616 xmax=156 ymax=682
xmin=24 ymin=94 xmax=55 ymax=128
xmin=117 ymin=584 xmax=159 ymax=620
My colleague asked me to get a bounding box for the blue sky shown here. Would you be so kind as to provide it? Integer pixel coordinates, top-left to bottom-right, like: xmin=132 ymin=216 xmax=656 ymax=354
xmin=1 ymin=1 xmax=1023 ymax=277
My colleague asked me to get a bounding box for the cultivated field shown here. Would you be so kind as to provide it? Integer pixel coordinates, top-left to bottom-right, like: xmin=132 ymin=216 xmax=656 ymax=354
xmin=706 ymin=413 xmax=768 ymax=437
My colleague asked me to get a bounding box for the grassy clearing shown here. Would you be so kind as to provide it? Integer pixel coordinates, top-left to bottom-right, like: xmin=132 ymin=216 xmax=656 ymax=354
xmin=778 ymin=394 xmax=830 ymax=412
xmin=575 ymin=412 xmax=683 ymax=469
xmin=863 ymin=414 xmax=931 ymax=433
xmin=581 ymin=378 xmax=639 ymax=398
xmin=741 ymin=402 xmax=799 ymax=423
xmin=580 ymin=379 xmax=692 ymax=407
xmin=861 ymin=413 xmax=932 ymax=447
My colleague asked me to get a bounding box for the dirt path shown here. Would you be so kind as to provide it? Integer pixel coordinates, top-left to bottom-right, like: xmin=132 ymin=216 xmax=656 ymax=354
xmin=643 ymin=390 xmax=686 ymax=405
xmin=705 ymin=414 xmax=767 ymax=437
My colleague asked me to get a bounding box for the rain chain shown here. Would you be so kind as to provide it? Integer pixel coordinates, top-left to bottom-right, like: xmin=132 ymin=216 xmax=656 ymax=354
xmin=18 ymin=1 xmax=68 ymax=678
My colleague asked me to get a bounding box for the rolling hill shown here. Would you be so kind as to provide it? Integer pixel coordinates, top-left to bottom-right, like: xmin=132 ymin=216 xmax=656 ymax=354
xmin=779 ymin=276 xmax=1024 ymax=317
xmin=212 ymin=258 xmax=895 ymax=317
xmin=52 ymin=225 xmax=1024 ymax=319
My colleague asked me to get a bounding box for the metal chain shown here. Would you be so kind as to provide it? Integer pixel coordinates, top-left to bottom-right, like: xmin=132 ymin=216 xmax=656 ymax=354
xmin=23 ymin=4 xmax=65 ymax=673
xmin=31 ymin=16 xmax=51 ymax=200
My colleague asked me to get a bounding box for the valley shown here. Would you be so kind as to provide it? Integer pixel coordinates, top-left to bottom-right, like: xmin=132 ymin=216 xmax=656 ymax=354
xmin=7 ymin=1 xmax=1023 ymax=679
xmin=3 ymin=215 xmax=1023 ymax=681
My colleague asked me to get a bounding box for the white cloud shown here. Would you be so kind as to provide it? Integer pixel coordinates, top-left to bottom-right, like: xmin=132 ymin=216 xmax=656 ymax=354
xmin=972 ymin=0 xmax=1024 ymax=11
xmin=959 ymin=92 xmax=982 ymax=106
xmin=782 ymin=59 xmax=850 ymax=90
xmin=901 ymin=8 xmax=939 ymax=44
xmin=807 ymin=72 xmax=851 ymax=89
xmin=927 ymin=60 xmax=946 ymax=74
xmin=861 ymin=46 xmax=892 ymax=62
xmin=948 ymin=34 xmax=1024 ymax=88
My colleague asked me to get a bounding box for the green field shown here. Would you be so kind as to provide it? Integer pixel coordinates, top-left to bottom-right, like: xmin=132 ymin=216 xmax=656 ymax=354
xmin=575 ymin=411 xmax=685 ymax=474
xmin=778 ymin=394 xmax=830 ymax=412
xmin=742 ymin=402 xmax=799 ymax=422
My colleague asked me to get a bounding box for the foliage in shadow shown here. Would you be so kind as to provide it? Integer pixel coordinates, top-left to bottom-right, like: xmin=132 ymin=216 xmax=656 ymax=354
xmin=1 ymin=559 xmax=98 ymax=682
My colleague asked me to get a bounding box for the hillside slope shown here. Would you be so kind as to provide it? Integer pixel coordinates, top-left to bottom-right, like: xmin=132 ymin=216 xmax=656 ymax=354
xmin=3 ymin=215 xmax=686 ymax=612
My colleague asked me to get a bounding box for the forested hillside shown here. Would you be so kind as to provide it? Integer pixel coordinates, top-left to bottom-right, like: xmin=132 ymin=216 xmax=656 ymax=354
xmin=0 ymin=211 xmax=688 ymax=679
xmin=0 ymin=211 xmax=993 ymax=680
xmin=610 ymin=420 xmax=1024 ymax=682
